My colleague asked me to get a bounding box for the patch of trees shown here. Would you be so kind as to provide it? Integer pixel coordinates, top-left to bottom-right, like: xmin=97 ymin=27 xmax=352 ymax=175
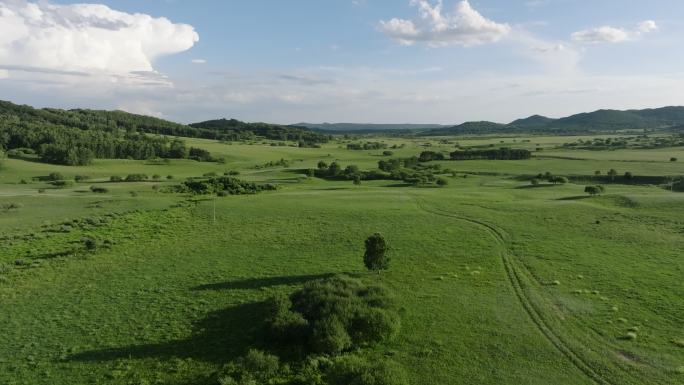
xmin=449 ymin=148 xmax=532 ymax=161
xmin=268 ymin=275 xmax=401 ymax=354
xmin=346 ymin=142 xmax=388 ymax=150
xmin=563 ymin=134 xmax=684 ymax=151
xmin=179 ymin=176 xmax=277 ymax=196
xmin=418 ymin=151 xmax=445 ymax=162
xmin=257 ymin=158 xmax=290 ymax=169
xmin=533 ymin=172 xmax=569 ymax=185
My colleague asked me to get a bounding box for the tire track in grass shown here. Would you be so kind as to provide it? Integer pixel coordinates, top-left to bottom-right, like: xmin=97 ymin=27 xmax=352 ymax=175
xmin=411 ymin=195 xmax=614 ymax=385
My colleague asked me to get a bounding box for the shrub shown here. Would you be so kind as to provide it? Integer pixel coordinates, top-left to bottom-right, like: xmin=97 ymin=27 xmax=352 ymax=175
xmin=125 ymin=174 xmax=148 ymax=182
xmin=90 ymin=186 xmax=109 ymax=194
xmin=311 ymin=316 xmax=353 ymax=354
xmin=217 ymin=349 xmax=287 ymax=385
xmin=436 ymin=177 xmax=448 ymax=187
xmin=51 ymin=180 xmax=73 ymax=188
xmin=327 ymin=355 xmax=408 ymax=385
xmin=152 ymin=174 xmax=161 ymax=180
xmin=19 ymin=179 xmax=28 ymax=184
xmin=74 ymin=175 xmax=90 ymax=182
xmin=166 ymin=175 xmax=174 ymax=180
xmin=671 ymin=157 xmax=678 ymax=162
xmin=83 ymin=237 xmax=97 ymax=250
xmin=269 ymin=275 xmax=400 ymax=355
xmin=48 ymin=172 xmax=64 ymax=181
xmin=1 ymin=202 xmax=23 ymax=210
xmin=382 ymin=151 xmax=394 ymax=156
xmin=110 ymin=176 xmax=123 ymax=182
xmin=530 ymin=178 xmax=540 ymax=186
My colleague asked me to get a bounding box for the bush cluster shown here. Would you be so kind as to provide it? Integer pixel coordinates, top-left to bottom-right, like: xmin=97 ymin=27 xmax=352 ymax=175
xmin=267 ymin=275 xmax=401 ymax=355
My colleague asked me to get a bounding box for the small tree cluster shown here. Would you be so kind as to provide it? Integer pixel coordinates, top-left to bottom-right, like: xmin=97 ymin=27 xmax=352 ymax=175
xmin=535 ymin=172 xmax=568 ymax=185
xmin=267 ymin=275 xmax=401 ymax=355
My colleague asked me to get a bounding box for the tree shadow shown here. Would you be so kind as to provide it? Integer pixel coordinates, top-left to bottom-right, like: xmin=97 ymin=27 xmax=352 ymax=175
xmin=557 ymin=195 xmax=592 ymax=201
xmin=69 ymin=301 xmax=270 ymax=365
xmin=192 ymin=273 xmax=333 ymax=291
xmin=515 ymin=184 xmax=556 ymax=189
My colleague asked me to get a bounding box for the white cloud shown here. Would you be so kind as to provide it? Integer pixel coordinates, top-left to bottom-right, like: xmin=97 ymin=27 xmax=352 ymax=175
xmin=572 ymin=20 xmax=658 ymax=44
xmin=637 ymin=20 xmax=658 ymax=33
xmin=191 ymin=59 xmax=207 ymax=64
xmin=378 ymin=0 xmax=510 ymax=47
xmin=0 ymin=0 xmax=198 ymax=80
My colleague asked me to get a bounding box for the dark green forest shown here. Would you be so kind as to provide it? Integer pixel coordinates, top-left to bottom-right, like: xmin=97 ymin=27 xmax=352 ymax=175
xmin=0 ymin=101 xmax=328 ymax=165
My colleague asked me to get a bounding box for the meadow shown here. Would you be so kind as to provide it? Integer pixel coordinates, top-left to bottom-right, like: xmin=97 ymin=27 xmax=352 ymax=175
xmin=0 ymin=133 xmax=683 ymax=385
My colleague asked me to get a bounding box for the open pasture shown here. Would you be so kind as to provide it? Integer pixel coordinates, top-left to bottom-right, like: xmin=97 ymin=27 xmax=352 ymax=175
xmin=1 ymin=133 xmax=683 ymax=385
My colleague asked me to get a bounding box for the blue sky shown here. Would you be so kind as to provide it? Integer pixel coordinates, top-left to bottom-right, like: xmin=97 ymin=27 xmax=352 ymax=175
xmin=1 ymin=0 xmax=683 ymax=124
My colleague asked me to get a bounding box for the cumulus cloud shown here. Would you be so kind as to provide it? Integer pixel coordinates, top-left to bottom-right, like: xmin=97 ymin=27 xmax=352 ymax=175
xmin=378 ymin=0 xmax=510 ymax=47
xmin=0 ymin=0 xmax=198 ymax=80
xmin=191 ymin=59 xmax=207 ymax=64
xmin=571 ymin=20 xmax=657 ymax=44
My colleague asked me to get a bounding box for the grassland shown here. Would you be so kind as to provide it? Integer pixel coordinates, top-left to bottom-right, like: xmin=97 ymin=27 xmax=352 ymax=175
xmin=1 ymin=134 xmax=683 ymax=385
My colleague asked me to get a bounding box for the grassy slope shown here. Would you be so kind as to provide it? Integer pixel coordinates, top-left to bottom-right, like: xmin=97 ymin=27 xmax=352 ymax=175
xmin=0 ymin=135 xmax=683 ymax=385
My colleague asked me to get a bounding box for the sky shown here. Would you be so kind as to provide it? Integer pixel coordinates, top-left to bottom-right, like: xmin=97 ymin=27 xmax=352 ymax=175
xmin=0 ymin=0 xmax=683 ymax=124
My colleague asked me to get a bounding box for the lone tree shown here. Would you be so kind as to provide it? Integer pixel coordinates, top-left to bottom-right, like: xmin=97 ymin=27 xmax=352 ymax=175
xmin=607 ymin=169 xmax=618 ymax=182
xmin=364 ymin=233 xmax=390 ymax=273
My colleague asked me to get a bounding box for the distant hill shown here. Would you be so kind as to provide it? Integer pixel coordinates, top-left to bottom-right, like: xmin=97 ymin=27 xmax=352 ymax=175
xmin=509 ymin=115 xmax=556 ymax=128
xmin=426 ymin=121 xmax=507 ymax=136
xmin=424 ymin=106 xmax=684 ymax=136
xmin=296 ymin=123 xmax=446 ymax=134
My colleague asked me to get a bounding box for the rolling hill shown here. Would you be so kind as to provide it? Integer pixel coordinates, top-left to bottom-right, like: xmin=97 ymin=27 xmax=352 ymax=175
xmin=424 ymin=106 xmax=684 ymax=135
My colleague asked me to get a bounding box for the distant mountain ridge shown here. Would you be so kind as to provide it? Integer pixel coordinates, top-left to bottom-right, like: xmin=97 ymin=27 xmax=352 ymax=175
xmin=425 ymin=106 xmax=684 ymax=135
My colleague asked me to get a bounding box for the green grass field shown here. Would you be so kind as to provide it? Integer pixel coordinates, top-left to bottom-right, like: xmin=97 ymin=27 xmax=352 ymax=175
xmin=1 ymin=135 xmax=683 ymax=385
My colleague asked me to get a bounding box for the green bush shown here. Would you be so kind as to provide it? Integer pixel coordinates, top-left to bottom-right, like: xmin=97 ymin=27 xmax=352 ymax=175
xmin=51 ymin=180 xmax=74 ymax=188
xmin=90 ymin=186 xmax=109 ymax=194
xmin=268 ymin=275 xmax=400 ymax=355
xmin=217 ymin=349 xmax=284 ymax=385
xmin=48 ymin=172 xmax=64 ymax=181
xmin=311 ymin=316 xmax=352 ymax=354
xmin=327 ymin=355 xmax=408 ymax=385
xmin=110 ymin=176 xmax=123 ymax=182
xmin=125 ymin=174 xmax=148 ymax=182
xmin=0 ymin=202 xmax=23 ymax=210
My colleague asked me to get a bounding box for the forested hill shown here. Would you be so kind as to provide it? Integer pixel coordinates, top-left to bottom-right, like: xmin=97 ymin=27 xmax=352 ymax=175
xmin=424 ymin=106 xmax=684 ymax=135
xmin=190 ymin=118 xmax=330 ymax=144
xmin=0 ymin=100 xmax=327 ymax=166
